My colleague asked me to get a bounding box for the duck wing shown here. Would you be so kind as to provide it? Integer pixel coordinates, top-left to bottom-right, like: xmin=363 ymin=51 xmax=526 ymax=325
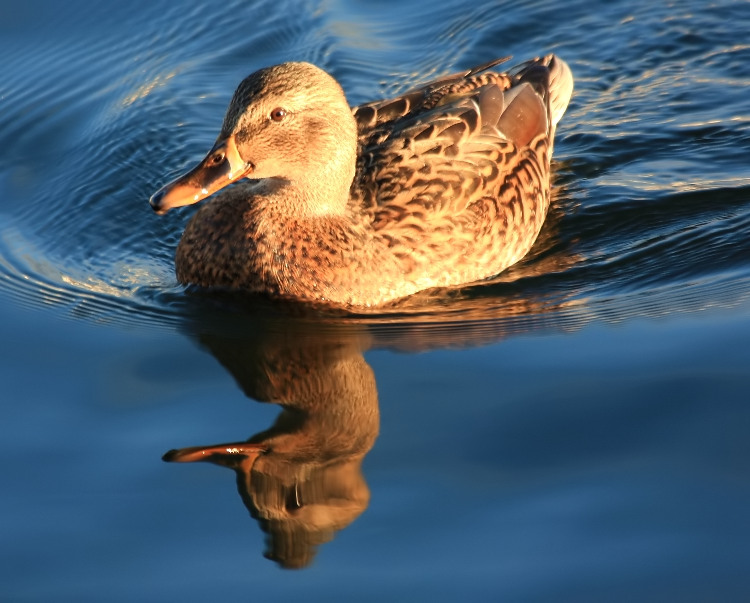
xmin=351 ymin=56 xmax=571 ymax=230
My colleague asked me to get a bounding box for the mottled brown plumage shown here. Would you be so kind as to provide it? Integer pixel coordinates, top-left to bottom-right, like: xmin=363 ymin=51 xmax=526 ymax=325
xmin=150 ymin=55 xmax=573 ymax=309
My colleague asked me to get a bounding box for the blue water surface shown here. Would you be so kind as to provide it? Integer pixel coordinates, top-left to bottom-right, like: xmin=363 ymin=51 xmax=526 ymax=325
xmin=1 ymin=0 xmax=750 ymax=601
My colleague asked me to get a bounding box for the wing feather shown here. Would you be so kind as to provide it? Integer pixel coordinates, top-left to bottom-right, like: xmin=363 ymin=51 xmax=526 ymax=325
xmin=351 ymin=57 xmax=555 ymax=245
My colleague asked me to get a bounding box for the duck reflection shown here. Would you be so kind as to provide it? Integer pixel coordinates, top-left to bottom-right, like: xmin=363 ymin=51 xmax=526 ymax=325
xmin=164 ymin=326 xmax=377 ymax=569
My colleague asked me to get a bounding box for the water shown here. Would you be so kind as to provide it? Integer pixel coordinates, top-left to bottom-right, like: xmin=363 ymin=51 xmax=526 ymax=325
xmin=1 ymin=0 xmax=749 ymax=600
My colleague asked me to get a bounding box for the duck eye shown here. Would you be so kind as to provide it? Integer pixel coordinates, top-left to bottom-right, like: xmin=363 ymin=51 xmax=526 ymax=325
xmin=270 ymin=107 xmax=287 ymax=122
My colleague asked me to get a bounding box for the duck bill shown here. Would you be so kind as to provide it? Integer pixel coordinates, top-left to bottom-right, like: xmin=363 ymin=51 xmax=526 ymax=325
xmin=149 ymin=136 xmax=253 ymax=215
xmin=163 ymin=441 xmax=267 ymax=469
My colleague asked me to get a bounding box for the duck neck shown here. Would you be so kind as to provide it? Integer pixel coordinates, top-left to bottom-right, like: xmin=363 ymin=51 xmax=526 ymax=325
xmin=285 ymin=155 xmax=355 ymax=218
xmin=278 ymin=109 xmax=358 ymax=218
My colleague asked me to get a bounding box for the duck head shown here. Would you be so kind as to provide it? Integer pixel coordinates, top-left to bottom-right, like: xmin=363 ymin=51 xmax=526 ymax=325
xmin=149 ymin=62 xmax=359 ymax=216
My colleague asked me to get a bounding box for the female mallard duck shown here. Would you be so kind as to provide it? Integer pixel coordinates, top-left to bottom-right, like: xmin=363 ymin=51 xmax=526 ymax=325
xmin=150 ymin=55 xmax=573 ymax=309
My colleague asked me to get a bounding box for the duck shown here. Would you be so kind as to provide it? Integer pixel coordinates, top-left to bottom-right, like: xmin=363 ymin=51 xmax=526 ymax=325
xmin=149 ymin=55 xmax=573 ymax=309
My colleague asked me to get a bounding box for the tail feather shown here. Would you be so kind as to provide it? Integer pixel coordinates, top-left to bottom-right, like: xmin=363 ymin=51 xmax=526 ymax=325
xmin=546 ymin=55 xmax=574 ymax=128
